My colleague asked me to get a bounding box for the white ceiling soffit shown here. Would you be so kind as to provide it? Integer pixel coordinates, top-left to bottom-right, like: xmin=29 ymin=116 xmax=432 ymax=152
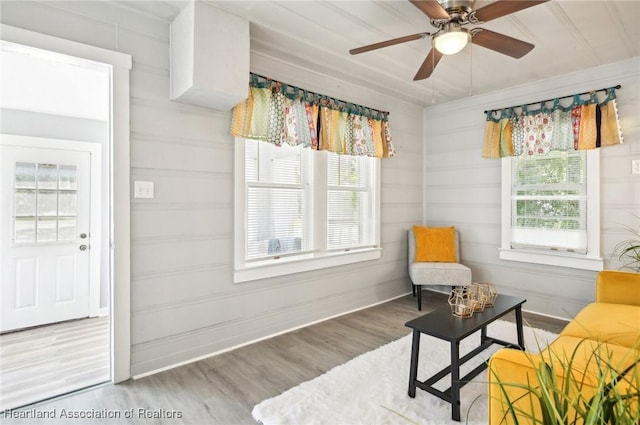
xmin=120 ymin=0 xmax=640 ymax=107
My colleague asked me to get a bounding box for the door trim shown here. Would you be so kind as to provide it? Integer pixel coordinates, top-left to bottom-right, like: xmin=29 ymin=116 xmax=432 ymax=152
xmin=1 ymin=24 xmax=133 ymax=383
xmin=0 ymin=135 xmax=102 ymax=318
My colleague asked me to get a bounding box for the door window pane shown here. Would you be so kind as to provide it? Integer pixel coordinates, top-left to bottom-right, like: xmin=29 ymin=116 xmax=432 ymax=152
xmin=37 ymin=218 xmax=57 ymax=243
xmin=58 ymin=192 xmax=77 ymax=216
xmin=37 ymin=164 xmax=58 ymax=189
xmin=15 ymin=218 xmax=36 ymax=243
xmin=37 ymin=190 xmax=58 ymax=216
xmin=15 ymin=162 xmax=36 ymax=189
xmin=15 ymin=189 xmax=36 ymax=216
xmin=58 ymin=166 xmax=77 ymax=190
xmin=58 ymin=217 xmax=77 ymax=242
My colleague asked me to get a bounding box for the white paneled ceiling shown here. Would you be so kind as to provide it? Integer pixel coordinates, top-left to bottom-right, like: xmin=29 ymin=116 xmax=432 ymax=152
xmin=120 ymin=0 xmax=640 ymax=106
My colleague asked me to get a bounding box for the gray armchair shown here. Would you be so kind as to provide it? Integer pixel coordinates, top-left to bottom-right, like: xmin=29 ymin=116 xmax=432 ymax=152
xmin=408 ymin=228 xmax=472 ymax=310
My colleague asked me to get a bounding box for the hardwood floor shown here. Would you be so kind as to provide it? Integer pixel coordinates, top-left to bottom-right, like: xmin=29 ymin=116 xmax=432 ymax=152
xmin=0 ymin=292 xmax=567 ymax=424
xmin=0 ymin=316 xmax=110 ymax=412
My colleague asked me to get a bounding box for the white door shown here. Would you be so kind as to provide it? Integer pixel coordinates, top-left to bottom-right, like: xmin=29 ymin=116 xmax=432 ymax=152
xmin=1 ymin=139 xmax=97 ymax=332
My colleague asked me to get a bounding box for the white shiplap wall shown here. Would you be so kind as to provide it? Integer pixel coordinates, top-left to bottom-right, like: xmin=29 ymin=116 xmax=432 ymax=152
xmin=423 ymin=58 xmax=640 ymax=319
xmin=0 ymin=1 xmax=423 ymax=376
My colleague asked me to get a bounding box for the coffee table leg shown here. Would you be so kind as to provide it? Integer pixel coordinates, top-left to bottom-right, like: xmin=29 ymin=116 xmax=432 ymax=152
xmin=515 ymin=306 xmax=525 ymax=350
xmin=408 ymin=330 xmax=420 ymax=398
xmin=450 ymin=340 xmax=461 ymax=421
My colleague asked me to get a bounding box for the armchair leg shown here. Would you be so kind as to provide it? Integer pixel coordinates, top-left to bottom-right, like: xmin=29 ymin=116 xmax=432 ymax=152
xmin=412 ymin=284 xmax=416 ymax=297
xmin=417 ymin=286 xmax=422 ymax=311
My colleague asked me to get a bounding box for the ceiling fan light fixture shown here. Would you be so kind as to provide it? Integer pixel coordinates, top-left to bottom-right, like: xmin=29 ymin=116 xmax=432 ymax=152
xmin=433 ymin=24 xmax=469 ymax=55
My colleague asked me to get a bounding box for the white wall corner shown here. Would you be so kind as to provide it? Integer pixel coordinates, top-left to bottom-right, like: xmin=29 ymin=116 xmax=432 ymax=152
xmin=169 ymin=0 xmax=249 ymax=111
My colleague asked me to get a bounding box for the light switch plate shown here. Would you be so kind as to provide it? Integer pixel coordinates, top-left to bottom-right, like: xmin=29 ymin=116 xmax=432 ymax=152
xmin=134 ymin=180 xmax=154 ymax=199
xmin=632 ymin=159 xmax=640 ymax=175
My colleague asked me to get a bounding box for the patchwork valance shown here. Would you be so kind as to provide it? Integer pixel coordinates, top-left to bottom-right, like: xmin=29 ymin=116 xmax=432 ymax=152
xmin=482 ymin=85 xmax=623 ymax=158
xmin=231 ymin=73 xmax=396 ymax=158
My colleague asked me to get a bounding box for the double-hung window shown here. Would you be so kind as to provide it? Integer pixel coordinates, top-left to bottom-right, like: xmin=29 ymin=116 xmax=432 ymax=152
xmin=234 ymin=138 xmax=380 ymax=283
xmin=500 ymin=149 xmax=603 ymax=270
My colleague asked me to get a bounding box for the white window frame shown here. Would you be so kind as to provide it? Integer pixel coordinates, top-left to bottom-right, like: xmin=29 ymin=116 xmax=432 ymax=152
xmin=234 ymin=138 xmax=381 ymax=283
xmin=499 ymin=150 xmax=603 ymax=271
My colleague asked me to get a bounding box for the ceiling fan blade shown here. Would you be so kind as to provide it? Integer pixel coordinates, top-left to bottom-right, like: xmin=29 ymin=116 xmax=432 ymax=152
xmin=349 ymin=32 xmax=429 ymax=55
xmin=471 ymin=28 xmax=534 ymax=58
xmin=413 ymin=47 xmax=443 ymax=80
xmin=409 ymin=0 xmax=450 ymax=20
xmin=474 ymin=0 xmax=549 ymax=23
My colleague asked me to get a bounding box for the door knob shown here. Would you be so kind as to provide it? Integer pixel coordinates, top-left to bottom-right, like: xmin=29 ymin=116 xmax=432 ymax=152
xmin=80 ymin=233 xmax=88 ymax=239
xmin=79 ymin=245 xmax=88 ymax=251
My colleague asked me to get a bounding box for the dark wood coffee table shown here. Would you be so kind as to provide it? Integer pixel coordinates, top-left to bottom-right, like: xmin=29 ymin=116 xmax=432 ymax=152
xmin=405 ymin=294 xmax=526 ymax=421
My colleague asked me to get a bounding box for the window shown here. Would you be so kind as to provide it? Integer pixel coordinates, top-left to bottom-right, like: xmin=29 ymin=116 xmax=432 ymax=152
xmin=234 ymin=138 xmax=380 ymax=282
xmin=14 ymin=162 xmax=78 ymax=244
xmin=500 ymin=150 xmax=603 ymax=270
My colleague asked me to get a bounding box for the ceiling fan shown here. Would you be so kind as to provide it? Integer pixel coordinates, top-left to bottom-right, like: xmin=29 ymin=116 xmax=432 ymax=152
xmin=349 ymin=0 xmax=549 ymax=80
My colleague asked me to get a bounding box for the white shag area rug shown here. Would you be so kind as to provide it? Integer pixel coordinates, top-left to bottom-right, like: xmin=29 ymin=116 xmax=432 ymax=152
xmin=252 ymin=319 xmax=558 ymax=425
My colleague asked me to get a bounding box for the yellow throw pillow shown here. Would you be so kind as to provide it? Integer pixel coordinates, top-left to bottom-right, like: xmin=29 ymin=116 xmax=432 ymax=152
xmin=413 ymin=226 xmax=457 ymax=262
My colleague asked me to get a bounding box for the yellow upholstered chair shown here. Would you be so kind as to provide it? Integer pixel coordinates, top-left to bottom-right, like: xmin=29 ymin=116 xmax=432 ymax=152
xmin=408 ymin=226 xmax=472 ymax=310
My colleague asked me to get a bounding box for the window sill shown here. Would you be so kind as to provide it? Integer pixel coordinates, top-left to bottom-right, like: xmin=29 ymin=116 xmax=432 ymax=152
xmin=499 ymin=248 xmax=603 ymax=271
xmin=234 ymin=247 xmax=382 ymax=283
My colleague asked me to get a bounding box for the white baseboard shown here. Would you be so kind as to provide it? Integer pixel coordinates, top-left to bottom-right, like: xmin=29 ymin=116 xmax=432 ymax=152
xmin=521 ymin=307 xmax=571 ymax=324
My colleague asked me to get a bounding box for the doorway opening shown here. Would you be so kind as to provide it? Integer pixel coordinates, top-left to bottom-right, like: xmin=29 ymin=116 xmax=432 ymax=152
xmin=0 ymin=40 xmax=111 ymax=410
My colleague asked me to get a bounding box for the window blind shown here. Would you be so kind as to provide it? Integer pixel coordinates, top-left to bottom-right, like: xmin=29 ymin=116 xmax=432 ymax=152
xmin=245 ymin=140 xmax=307 ymax=260
xmin=327 ymin=153 xmax=373 ymax=250
xmin=510 ymin=151 xmax=588 ymax=253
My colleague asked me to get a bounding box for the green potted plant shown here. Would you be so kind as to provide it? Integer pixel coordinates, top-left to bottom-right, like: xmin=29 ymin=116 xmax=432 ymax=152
xmin=612 ymin=217 xmax=640 ymax=273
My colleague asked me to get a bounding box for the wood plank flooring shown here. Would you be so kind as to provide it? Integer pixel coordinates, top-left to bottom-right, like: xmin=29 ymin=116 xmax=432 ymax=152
xmin=0 ymin=316 xmax=110 ymax=411
xmin=0 ymin=292 xmax=567 ymax=424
